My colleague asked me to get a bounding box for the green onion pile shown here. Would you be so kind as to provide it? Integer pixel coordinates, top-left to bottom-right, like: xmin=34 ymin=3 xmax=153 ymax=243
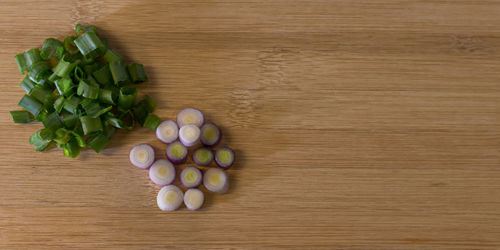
xmin=10 ymin=24 xmax=160 ymax=158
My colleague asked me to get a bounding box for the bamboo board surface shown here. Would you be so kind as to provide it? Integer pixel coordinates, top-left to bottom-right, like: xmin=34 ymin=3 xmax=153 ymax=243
xmin=0 ymin=1 xmax=499 ymax=249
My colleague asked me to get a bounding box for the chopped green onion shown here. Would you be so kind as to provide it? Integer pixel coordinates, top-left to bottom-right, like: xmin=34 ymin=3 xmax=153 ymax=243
xmin=10 ymin=110 xmax=33 ymax=123
xmin=63 ymin=36 xmax=79 ymax=55
xmin=87 ymin=133 xmax=110 ymax=153
xmin=71 ymin=131 xmax=86 ymax=147
xmin=61 ymin=111 xmax=78 ymax=128
xmin=83 ymin=62 xmax=100 ymax=76
xmin=82 ymin=101 xmax=112 ymax=118
xmin=109 ymin=60 xmax=129 ymax=86
xmin=143 ymin=113 xmax=161 ymax=130
xmin=55 ymin=77 xmax=75 ymax=96
xmin=11 ymin=24 xmax=160 ymax=158
xmin=80 ymin=116 xmax=103 ymax=135
xmin=15 ymin=48 xmax=42 ymax=74
xmin=138 ymin=95 xmax=157 ymax=113
xmin=53 ymin=128 xmax=72 ymax=144
xmin=75 ymin=24 xmax=98 ymax=36
xmin=74 ymin=31 xmax=105 ymax=58
xmin=30 ymin=128 xmax=53 ymax=151
xmin=40 ymin=38 xmax=64 ymax=59
xmin=92 ymin=65 xmax=112 ymax=85
xmin=118 ymin=87 xmax=137 ymax=110
xmin=53 ymin=95 xmax=65 ymax=113
xmin=103 ymin=49 xmax=123 ymax=63
xmin=62 ymin=137 xmax=80 ymax=158
xmin=98 ymin=88 xmax=116 ymax=105
xmin=74 ymin=66 xmax=86 ymax=82
xmin=127 ymin=63 xmax=148 ymax=83
xmin=28 ymin=61 xmax=52 ymax=82
xmin=42 ymin=112 xmax=64 ymax=132
xmin=77 ymin=79 xmax=100 ymax=99
xmin=20 ymin=76 xmax=37 ymax=94
xmin=18 ymin=94 xmax=43 ymax=116
xmin=48 ymin=72 xmax=61 ymax=83
xmin=105 ymin=115 xmax=133 ymax=130
xmin=53 ymin=55 xmax=78 ymax=78
xmin=35 ymin=109 xmax=49 ymax=122
xmin=63 ymin=95 xmax=81 ymax=114
xmin=30 ymin=85 xmax=52 ymax=104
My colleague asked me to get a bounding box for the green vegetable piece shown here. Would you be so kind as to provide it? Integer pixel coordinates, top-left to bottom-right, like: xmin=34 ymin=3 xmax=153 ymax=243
xmin=30 ymin=85 xmax=52 ymax=104
xmin=80 ymin=116 xmax=103 ymax=135
xmin=87 ymin=133 xmax=110 ymax=153
xmin=63 ymin=95 xmax=81 ymax=114
xmin=83 ymin=101 xmax=112 ymax=118
xmin=15 ymin=48 xmax=42 ymax=74
xmin=62 ymin=138 xmax=80 ymax=158
xmin=42 ymin=112 xmax=64 ymax=132
xmin=103 ymin=49 xmax=123 ymax=63
xmin=77 ymin=79 xmax=100 ymax=99
xmin=53 ymin=96 xmax=65 ymax=114
xmin=74 ymin=31 xmax=105 ymax=58
xmin=98 ymin=88 xmax=116 ymax=105
xmin=109 ymin=60 xmax=129 ymax=86
xmin=55 ymin=77 xmax=75 ymax=97
xmin=29 ymin=128 xmax=53 ymax=151
xmin=53 ymin=128 xmax=72 ymax=144
xmin=118 ymin=87 xmax=137 ymax=110
xmin=127 ymin=63 xmax=148 ymax=83
xmin=28 ymin=61 xmax=52 ymax=82
xmin=18 ymin=95 xmax=43 ymax=116
xmin=62 ymin=111 xmax=78 ymax=128
xmin=92 ymin=65 xmax=113 ymax=85
xmin=143 ymin=113 xmax=161 ymax=130
xmin=75 ymin=24 xmax=98 ymax=36
xmin=63 ymin=36 xmax=79 ymax=55
xmin=40 ymin=38 xmax=64 ymax=59
xmin=53 ymin=55 xmax=78 ymax=78
xmin=10 ymin=110 xmax=33 ymax=123
xmin=20 ymin=76 xmax=37 ymax=94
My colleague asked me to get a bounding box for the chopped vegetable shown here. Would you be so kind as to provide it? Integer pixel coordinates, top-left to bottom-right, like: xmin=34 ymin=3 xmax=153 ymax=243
xmin=192 ymin=147 xmax=213 ymax=166
xmin=176 ymin=108 xmax=204 ymax=128
xmin=130 ymin=144 xmax=155 ymax=169
xmin=179 ymin=124 xmax=200 ymax=147
xmin=157 ymin=185 xmax=184 ymax=212
xmin=10 ymin=24 xmax=159 ymax=158
xmin=203 ymin=168 xmax=229 ymax=194
xmin=156 ymin=120 xmax=179 ymax=144
xmin=143 ymin=113 xmax=161 ymax=130
xmin=40 ymin=38 xmax=64 ymax=59
xmin=183 ymin=188 xmax=204 ymax=211
xmin=149 ymin=159 xmax=176 ymax=186
xmin=10 ymin=110 xmax=33 ymax=123
xmin=180 ymin=166 xmax=202 ymax=188
xmin=215 ymin=147 xmax=235 ymax=170
xmin=200 ymin=123 xmax=221 ymax=146
xmin=166 ymin=141 xmax=187 ymax=164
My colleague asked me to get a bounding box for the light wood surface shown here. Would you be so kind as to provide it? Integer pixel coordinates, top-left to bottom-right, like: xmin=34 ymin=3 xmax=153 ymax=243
xmin=1 ymin=1 xmax=499 ymax=249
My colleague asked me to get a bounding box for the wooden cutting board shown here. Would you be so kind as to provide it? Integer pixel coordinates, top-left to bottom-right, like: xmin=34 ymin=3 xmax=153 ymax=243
xmin=0 ymin=1 xmax=499 ymax=249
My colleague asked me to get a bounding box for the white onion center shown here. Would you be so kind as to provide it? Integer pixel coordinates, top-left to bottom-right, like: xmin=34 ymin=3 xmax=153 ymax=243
xmin=179 ymin=125 xmax=200 ymax=145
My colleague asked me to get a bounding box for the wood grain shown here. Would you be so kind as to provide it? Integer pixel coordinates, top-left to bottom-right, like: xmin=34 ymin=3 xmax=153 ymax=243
xmin=0 ymin=0 xmax=499 ymax=249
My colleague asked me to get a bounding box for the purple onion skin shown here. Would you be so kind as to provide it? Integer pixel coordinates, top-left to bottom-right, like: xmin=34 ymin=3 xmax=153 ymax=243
xmin=192 ymin=148 xmax=213 ymax=167
xmin=200 ymin=123 xmax=222 ymax=147
xmin=166 ymin=142 xmax=188 ymax=164
xmin=180 ymin=166 xmax=203 ymax=188
xmin=215 ymin=147 xmax=235 ymax=170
